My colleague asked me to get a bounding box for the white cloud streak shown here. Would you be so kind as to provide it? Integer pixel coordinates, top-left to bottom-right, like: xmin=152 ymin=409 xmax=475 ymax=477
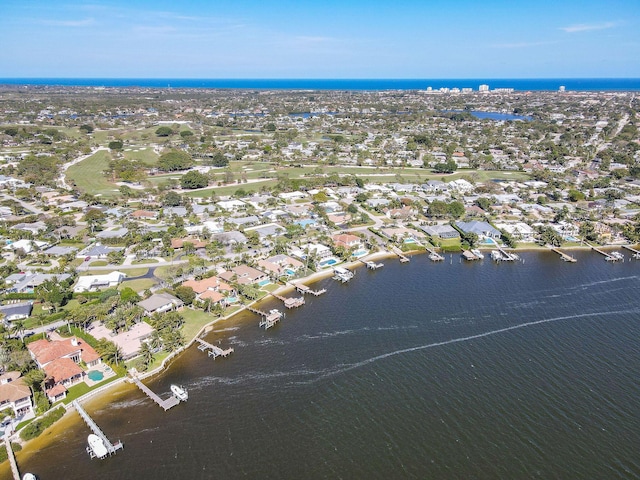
xmin=560 ymin=22 xmax=618 ymax=33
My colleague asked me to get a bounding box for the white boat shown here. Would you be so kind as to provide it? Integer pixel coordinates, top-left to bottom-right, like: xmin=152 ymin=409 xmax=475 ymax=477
xmin=23 ymin=474 xmax=37 ymax=480
xmin=88 ymin=434 xmax=108 ymax=459
xmin=332 ymin=267 xmax=353 ymax=283
xmin=171 ymin=384 xmax=188 ymax=401
xmin=470 ymin=249 xmax=484 ymax=259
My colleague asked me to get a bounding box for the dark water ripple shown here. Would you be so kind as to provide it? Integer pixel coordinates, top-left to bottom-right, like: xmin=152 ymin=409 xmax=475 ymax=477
xmin=11 ymin=251 xmax=640 ymax=479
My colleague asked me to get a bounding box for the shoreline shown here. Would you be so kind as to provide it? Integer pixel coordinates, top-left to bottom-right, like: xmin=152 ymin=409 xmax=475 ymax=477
xmin=7 ymin=250 xmax=396 ymax=461
xmin=7 ymin=243 xmax=636 ymax=467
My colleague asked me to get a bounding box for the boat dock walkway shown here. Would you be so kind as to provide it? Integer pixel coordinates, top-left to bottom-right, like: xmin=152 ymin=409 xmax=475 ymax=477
xmin=271 ymin=292 xmax=305 ymax=308
xmin=390 ymin=246 xmax=410 ymax=263
xmin=294 ymin=284 xmax=326 ymax=296
xmin=247 ymin=306 xmax=284 ymax=329
xmin=130 ymin=377 xmax=180 ymax=411
xmin=196 ymin=338 xmax=234 ymax=359
xmin=622 ymin=244 xmax=640 ymax=259
xmin=548 ymin=246 xmax=577 ymax=262
xmin=425 ymin=246 xmax=444 ymax=261
xmin=4 ymin=437 xmax=20 ymax=480
xmin=586 ymin=242 xmax=623 ymax=262
xmin=360 ymin=259 xmax=384 ymax=270
xmin=72 ymin=400 xmax=124 ymax=457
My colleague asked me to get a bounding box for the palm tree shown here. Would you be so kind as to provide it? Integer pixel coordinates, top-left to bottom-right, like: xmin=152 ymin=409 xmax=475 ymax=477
xmin=11 ymin=320 xmax=26 ymax=343
xmin=138 ymin=342 xmax=154 ymax=371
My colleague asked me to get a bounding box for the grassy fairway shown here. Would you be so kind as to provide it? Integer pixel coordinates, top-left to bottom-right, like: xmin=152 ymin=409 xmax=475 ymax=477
xmin=66 ymin=150 xmax=120 ymax=197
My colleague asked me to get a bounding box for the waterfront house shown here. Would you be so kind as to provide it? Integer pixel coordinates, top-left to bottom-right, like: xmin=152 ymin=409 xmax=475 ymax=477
xmin=43 ymin=358 xmax=85 ymax=402
xmin=421 ymin=224 xmax=460 ymax=239
xmin=219 ymin=265 xmax=270 ymax=286
xmin=332 ymin=233 xmax=363 ymax=250
xmin=0 ymin=371 xmax=34 ymax=418
xmin=181 ymin=276 xmax=235 ymax=304
xmin=27 ymin=337 xmax=102 ymax=369
xmin=137 ymin=293 xmax=184 ymax=316
xmin=455 ymin=220 xmax=501 ymax=239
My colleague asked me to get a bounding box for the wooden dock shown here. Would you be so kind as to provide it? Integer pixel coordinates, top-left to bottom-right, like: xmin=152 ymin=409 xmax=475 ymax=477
xmin=362 ymin=260 xmax=384 ymax=269
xmin=461 ymin=250 xmax=481 ymax=261
xmin=4 ymin=437 xmax=20 ymax=480
xmin=549 ymin=246 xmax=577 ymax=262
xmin=271 ymin=293 xmax=305 ymax=308
xmin=130 ymin=377 xmax=180 ymax=411
xmin=72 ymin=400 xmax=124 ymax=457
xmin=196 ymin=338 xmax=234 ymax=359
xmin=622 ymin=244 xmax=640 ymax=259
xmin=390 ymin=246 xmax=410 ymax=263
xmin=586 ymin=242 xmax=623 ymax=262
xmin=425 ymin=246 xmax=444 ymax=261
xmin=295 ymin=284 xmax=326 ymax=296
xmin=248 ymin=306 xmax=283 ymax=329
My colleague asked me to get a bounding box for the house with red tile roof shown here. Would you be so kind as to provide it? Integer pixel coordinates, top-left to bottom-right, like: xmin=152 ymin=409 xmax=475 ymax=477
xmin=27 ymin=337 xmax=101 ymax=403
xmin=0 ymin=371 xmax=33 ymax=417
xmin=27 ymin=337 xmax=101 ymax=369
xmin=43 ymin=358 xmax=85 ymax=402
xmin=181 ymin=276 xmax=235 ymax=305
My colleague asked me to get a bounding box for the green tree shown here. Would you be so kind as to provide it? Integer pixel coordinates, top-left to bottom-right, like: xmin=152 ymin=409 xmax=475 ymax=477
xmin=158 ymin=150 xmax=194 ymax=172
xmin=180 ymin=170 xmax=208 ymax=189
xmin=174 ymin=286 xmax=196 ymax=305
xmin=155 ymin=126 xmax=174 ymax=137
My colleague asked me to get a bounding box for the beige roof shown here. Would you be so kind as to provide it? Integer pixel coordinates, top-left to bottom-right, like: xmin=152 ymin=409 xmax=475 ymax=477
xmin=0 ymin=373 xmax=31 ymax=403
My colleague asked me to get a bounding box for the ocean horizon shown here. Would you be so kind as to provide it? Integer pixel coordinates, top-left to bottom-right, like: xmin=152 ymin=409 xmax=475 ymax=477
xmin=1 ymin=77 xmax=640 ymax=91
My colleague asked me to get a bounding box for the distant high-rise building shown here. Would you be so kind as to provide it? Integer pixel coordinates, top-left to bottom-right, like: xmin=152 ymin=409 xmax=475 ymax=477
xmin=479 ymin=84 xmax=489 ymax=92
xmin=559 ymin=85 xmax=566 ymax=92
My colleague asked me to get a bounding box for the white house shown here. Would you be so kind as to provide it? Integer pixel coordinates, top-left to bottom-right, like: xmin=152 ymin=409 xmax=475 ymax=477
xmin=74 ymin=271 xmax=126 ymax=292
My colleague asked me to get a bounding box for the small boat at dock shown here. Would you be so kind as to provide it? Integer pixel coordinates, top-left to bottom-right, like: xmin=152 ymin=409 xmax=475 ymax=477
xmin=171 ymin=384 xmax=188 ymax=401
xmin=87 ymin=434 xmax=108 ymax=459
xmin=470 ymin=249 xmax=484 ymax=259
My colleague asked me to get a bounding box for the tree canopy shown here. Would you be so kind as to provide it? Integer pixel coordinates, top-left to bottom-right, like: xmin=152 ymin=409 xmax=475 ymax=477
xmin=158 ymin=150 xmax=194 ymax=172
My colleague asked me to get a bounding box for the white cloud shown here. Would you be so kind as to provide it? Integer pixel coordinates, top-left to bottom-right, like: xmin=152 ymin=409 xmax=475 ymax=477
xmin=42 ymin=17 xmax=95 ymax=27
xmin=560 ymin=22 xmax=618 ymax=33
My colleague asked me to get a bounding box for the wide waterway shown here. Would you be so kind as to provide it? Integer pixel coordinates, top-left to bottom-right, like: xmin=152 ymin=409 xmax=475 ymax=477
xmin=8 ymin=250 xmax=640 ymax=479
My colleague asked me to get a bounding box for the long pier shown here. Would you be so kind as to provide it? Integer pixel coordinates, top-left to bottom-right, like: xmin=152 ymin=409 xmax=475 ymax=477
xmin=548 ymin=246 xmax=577 ymax=262
xmin=390 ymin=246 xmax=410 ymax=263
xmin=294 ymin=284 xmax=326 ymax=296
xmin=271 ymin=292 xmax=305 ymax=308
xmin=4 ymin=437 xmax=20 ymax=480
xmin=622 ymin=244 xmax=640 ymax=259
xmin=130 ymin=377 xmax=180 ymax=411
xmin=72 ymin=400 xmax=124 ymax=457
xmin=196 ymin=338 xmax=234 ymax=359
xmin=586 ymin=242 xmax=622 ymax=262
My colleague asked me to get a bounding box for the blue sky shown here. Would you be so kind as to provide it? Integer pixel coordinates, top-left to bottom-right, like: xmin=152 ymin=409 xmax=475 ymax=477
xmin=1 ymin=0 xmax=639 ymax=78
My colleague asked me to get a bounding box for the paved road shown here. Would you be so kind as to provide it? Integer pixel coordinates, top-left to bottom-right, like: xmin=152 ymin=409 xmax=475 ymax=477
xmin=0 ymin=192 xmax=45 ymax=215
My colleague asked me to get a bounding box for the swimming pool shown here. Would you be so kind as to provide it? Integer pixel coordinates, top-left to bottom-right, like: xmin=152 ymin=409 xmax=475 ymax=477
xmin=87 ymin=370 xmax=104 ymax=382
xmin=319 ymin=258 xmax=338 ymax=267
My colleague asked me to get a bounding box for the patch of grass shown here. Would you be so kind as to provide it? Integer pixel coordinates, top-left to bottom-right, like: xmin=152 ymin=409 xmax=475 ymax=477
xmin=180 ymin=308 xmax=218 ymax=341
xmin=66 ymin=149 xmax=120 ymax=197
xmin=88 ymin=260 xmax=108 ymax=266
xmin=132 ymin=258 xmax=158 ymax=264
xmin=119 ymin=278 xmax=156 ymax=292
